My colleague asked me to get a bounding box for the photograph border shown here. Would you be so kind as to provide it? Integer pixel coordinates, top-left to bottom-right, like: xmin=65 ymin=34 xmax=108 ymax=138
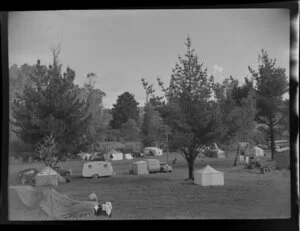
xmin=1 ymin=2 xmax=299 ymax=230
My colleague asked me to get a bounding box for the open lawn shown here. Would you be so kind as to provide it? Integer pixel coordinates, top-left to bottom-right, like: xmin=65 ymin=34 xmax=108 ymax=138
xmin=8 ymin=150 xmax=291 ymax=220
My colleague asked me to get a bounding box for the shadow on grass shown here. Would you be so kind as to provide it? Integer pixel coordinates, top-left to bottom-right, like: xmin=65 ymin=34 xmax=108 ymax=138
xmin=179 ymin=180 xmax=196 ymax=186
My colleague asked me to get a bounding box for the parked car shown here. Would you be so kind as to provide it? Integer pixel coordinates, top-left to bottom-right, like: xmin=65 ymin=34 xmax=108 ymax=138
xmin=17 ymin=168 xmax=39 ymax=185
xmin=257 ymin=144 xmax=269 ymax=150
xmin=53 ymin=166 xmax=71 ymax=176
xmin=160 ymin=162 xmax=173 ymax=173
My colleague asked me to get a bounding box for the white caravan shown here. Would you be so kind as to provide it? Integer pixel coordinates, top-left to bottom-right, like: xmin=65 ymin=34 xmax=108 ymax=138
xmin=82 ymin=161 xmax=114 ymax=178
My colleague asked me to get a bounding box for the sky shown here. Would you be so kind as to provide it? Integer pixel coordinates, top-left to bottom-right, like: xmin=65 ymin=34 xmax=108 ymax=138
xmin=8 ymin=9 xmax=290 ymax=108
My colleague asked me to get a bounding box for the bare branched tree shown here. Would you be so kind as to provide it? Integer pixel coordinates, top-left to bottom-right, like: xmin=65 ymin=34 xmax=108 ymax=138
xmin=50 ymin=41 xmax=62 ymax=67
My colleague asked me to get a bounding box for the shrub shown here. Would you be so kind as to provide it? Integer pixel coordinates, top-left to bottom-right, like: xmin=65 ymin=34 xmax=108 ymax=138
xmin=218 ymin=143 xmax=237 ymax=152
xmin=92 ymin=141 xmax=125 ymax=154
xmin=122 ymin=142 xmax=143 ymax=153
xmin=34 ymin=134 xmax=59 ymax=168
xmin=86 ymin=141 xmax=144 ymax=155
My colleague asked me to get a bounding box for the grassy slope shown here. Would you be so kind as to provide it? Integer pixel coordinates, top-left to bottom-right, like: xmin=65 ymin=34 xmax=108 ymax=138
xmin=8 ymin=150 xmax=291 ymax=220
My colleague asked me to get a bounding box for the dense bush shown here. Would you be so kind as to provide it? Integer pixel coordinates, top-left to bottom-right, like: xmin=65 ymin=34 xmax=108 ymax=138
xmin=85 ymin=141 xmax=144 ymax=155
xmin=92 ymin=141 xmax=125 ymax=154
xmin=121 ymin=142 xmax=143 ymax=153
xmin=218 ymin=143 xmax=237 ymax=152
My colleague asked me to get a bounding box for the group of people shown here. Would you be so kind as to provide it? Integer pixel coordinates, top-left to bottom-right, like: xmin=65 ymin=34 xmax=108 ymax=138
xmin=88 ymin=193 xmax=112 ymax=218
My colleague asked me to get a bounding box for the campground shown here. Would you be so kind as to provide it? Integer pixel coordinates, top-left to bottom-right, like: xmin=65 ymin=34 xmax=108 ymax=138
xmin=8 ymin=150 xmax=291 ymax=220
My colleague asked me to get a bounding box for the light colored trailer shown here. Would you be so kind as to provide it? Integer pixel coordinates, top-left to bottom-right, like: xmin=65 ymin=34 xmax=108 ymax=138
xmin=82 ymin=161 xmax=114 ymax=178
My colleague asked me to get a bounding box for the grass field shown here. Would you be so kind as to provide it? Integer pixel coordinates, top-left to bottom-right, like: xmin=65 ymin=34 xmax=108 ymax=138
xmin=8 ymin=150 xmax=291 ymax=220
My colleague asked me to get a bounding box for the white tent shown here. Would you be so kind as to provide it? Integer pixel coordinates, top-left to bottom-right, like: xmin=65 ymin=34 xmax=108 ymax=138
xmin=143 ymin=147 xmax=163 ymax=156
xmin=111 ymin=153 xmax=123 ymax=161
xmin=194 ymin=165 xmax=224 ymax=186
xmin=124 ymin=153 xmax=133 ymax=160
xmin=131 ymin=161 xmax=149 ymax=175
xmin=249 ymin=146 xmax=264 ymax=157
xmin=77 ymin=153 xmax=93 ymax=161
xmin=107 ymin=150 xmax=123 ymax=161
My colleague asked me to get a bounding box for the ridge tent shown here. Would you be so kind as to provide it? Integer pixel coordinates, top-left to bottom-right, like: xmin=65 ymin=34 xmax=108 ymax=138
xmin=131 ymin=161 xmax=149 ymax=175
xmin=77 ymin=153 xmax=93 ymax=161
xmin=9 ymin=185 xmax=98 ymax=220
xmin=194 ymin=165 xmax=224 ymax=186
xmin=124 ymin=153 xmax=133 ymax=160
xmin=143 ymin=147 xmax=163 ymax=156
xmin=35 ymin=167 xmax=67 ymax=187
xmin=249 ymin=146 xmax=264 ymax=158
xmin=107 ymin=150 xmax=123 ymax=161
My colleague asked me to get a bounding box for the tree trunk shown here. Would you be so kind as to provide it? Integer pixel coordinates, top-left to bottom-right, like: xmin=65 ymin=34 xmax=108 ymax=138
xmin=233 ymin=143 xmax=240 ymax=167
xmin=167 ymin=151 xmax=169 ymax=165
xmin=187 ymin=160 xmax=194 ymax=180
xmin=270 ymin=123 xmax=275 ymax=160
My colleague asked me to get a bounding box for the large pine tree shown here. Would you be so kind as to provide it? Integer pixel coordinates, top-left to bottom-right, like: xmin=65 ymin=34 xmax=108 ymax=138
xmin=142 ymin=36 xmax=218 ymax=180
xmin=110 ymin=92 xmax=140 ymax=129
xmin=12 ymin=47 xmax=90 ymax=156
xmin=248 ymin=49 xmax=289 ymax=160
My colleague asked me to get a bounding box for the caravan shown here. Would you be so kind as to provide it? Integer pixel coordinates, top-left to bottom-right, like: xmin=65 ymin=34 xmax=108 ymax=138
xmin=143 ymin=147 xmax=163 ymax=156
xmin=82 ymin=161 xmax=114 ymax=178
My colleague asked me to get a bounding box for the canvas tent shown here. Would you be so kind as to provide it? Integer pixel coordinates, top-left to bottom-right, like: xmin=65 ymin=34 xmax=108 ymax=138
xmin=77 ymin=153 xmax=93 ymax=161
xmin=9 ymin=185 xmax=98 ymax=220
xmin=143 ymin=147 xmax=163 ymax=156
xmin=35 ymin=167 xmax=67 ymax=187
xmin=249 ymin=146 xmax=264 ymax=157
xmin=194 ymin=165 xmax=224 ymax=186
xmin=107 ymin=150 xmax=123 ymax=161
xmin=131 ymin=161 xmax=149 ymax=175
xmin=124 ymin=153 xmax=133 ymax=160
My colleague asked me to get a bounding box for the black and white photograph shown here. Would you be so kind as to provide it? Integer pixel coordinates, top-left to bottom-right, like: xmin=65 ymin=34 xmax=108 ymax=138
xmin=4 ymin=7 xmax=298 ymax=221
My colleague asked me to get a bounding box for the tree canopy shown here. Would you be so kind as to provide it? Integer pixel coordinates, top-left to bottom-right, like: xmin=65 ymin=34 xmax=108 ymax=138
xmin=142 ymin=36 xmax=218 ymax=180
xmin=110 ymin=92 xmax=140 ymax=129
xmin=120 ymin=118 xmax=140 ymax=142
xmin=249 ymin=49 xmax=289 ymax=159
xmin=12 ymin=48 xmax=90 ymax=158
